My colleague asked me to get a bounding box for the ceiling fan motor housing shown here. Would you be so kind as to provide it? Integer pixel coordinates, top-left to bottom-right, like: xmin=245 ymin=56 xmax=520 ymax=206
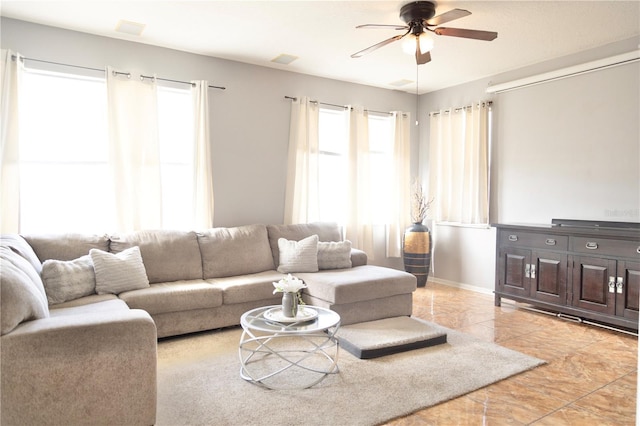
xmin=400 ymin=1 xmax=436 ymax=25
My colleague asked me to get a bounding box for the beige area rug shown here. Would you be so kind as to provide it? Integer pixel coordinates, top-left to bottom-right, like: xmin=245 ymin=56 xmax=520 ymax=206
xmin=156 ymin=318 xmax=545 ymax=426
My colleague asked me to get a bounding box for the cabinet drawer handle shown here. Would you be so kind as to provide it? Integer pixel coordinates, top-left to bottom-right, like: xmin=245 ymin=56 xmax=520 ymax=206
xmin=585 ymin=242 xmax=598 ymax=250
xmin=637 ymin=246 xmax=640 ymax=254
xmin=545 ymin=239 xmax=556 ymax=246
xmin=508 ymin=235 xmax=518 ymax=242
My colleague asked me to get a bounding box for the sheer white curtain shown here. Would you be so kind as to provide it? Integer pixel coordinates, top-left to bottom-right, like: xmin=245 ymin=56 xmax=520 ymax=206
xmin=386 ymin=111 xmax=412 ymax=257
xmin=428 ymin=103 xmax=490 ymax=224
xmin=0 ymin=50 xmax=22 ymax=233
xmin=106 ymin=67 xmax=162 ymax=232
xmin=345 ymin=106 xmax=374 ymax=256
xmin=284 ymin=96 xmax=320 ymax=224
xmin=191 ymin=80 xmax=214 ymax=229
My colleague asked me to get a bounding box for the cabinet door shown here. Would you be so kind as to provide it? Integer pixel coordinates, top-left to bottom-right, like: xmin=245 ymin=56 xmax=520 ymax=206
xmin=572 ymin=256 xmax=617 ymax=315
xmin=531 ymin=251 xmax=567 ymax=304
xmin=498 ymin=247 xmax=531 ymax=298
xmin=616 ymin=260 xmax=640 ymax=321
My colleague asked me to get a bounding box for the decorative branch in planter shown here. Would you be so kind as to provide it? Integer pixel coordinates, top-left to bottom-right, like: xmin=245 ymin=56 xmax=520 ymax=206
xmin=403 ymin=178 xmax=434 ymax=288
xmin=410 ymin=178 xmax=434 ymax=224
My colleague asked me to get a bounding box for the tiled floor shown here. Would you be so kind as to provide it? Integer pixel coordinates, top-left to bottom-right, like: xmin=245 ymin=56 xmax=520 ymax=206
xmin=386 ymin=282 xmax=638 ymax=425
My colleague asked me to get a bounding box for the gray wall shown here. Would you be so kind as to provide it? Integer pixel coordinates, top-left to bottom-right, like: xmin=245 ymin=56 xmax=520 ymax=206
xmin=4 ymin=17 xmax=638 ymax=285
xmin=1 ymin=17 xmax=416 ymax=270
xmin=420 ymin=36 xmax=640 ymax=292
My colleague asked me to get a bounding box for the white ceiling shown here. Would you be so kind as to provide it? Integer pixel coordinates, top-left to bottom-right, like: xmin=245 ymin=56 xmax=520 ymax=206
xmin=2 ymin=1 xmax=639 ymax=94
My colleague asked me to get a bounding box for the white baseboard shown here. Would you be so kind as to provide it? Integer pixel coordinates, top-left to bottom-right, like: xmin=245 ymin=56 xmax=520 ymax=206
xmin=427 ymin=277 xmax=494 ymax=296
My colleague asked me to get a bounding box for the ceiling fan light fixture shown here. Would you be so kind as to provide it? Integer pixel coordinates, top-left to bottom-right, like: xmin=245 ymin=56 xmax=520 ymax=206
xmin=401 ymin=32 xmax=434 ymax=55
xmin=418 ymin=32 xmax=434 ymax=52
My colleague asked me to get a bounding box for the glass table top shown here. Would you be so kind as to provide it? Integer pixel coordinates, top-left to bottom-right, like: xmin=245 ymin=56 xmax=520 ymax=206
xmin=240 ymin=305 xmax=340 ymax=334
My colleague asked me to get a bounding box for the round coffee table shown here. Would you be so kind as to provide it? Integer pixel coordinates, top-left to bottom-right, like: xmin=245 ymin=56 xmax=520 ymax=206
xmin=239 ymin=305 xmax=340 ymax=390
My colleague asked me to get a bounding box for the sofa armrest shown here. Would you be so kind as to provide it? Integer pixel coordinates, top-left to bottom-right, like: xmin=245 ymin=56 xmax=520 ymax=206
xmin=1 ymin=309 xmax=157 ymax=426
xmin=350 ymin=248 xmax=367 ymax=267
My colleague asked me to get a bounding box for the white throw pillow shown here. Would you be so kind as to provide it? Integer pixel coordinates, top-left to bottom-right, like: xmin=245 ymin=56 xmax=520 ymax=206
xmin=277 ymin=235 xmax=319 ymax=273
xmin=317 ymin=240 xmax=352 ymax=270
xmin=90 ymin=246 xmax=150 ymax=295
xmin=41 ymin=255 xmax=96 ymax=304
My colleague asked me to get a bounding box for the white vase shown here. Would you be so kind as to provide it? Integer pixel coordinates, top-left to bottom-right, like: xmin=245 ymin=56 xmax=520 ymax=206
xmin=281 ymin=292 xmax=298 ymax=318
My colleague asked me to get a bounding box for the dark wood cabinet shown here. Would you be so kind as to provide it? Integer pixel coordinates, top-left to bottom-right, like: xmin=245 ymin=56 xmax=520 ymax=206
xmin=494 ymin=220 xmax=640 ymax=331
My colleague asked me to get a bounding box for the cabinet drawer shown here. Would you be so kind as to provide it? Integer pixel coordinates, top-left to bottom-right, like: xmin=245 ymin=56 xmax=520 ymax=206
xmin=571 ymin=237 xmax=640 ymax=258
xmin=499 ymin=230 xmax=568 ymax=250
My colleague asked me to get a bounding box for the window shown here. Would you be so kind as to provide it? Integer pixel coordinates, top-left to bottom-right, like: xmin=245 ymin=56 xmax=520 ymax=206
xmin=157 ymin=86 xmax=194 ymax=230
xmin=318 ymin=107 xmax=347 ymax=223
xmin=317 ymin=107 xmax=393 ymax=225
xmin=367 ymin=113 xmax=393 ymax=224
xmin=19 ymin=69 xmax=113 ymax=233
xmin=18 ymin=68 xmax=196 ymax=233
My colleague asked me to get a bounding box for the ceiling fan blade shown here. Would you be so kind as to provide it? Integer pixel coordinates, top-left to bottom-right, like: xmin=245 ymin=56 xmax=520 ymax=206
xmin=434 ymin=27 xmax=498 ymax=41
xmin=416 ymin=49 xmax=431 ymax=65
xmin=356 ymin=24 xmax=409 ymax=30
xmin=425 ymin=8 xmax=471 ymax=26
xmin=351 ymin=33 xmax=407 ymax=58
xmin=415 ymin=35 xmax=432 ymax=65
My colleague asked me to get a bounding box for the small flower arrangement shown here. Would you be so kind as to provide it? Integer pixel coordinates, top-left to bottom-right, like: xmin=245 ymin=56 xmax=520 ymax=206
xmin=272 ymin=274 xmax=307 ymax=294
xmin=273 ymin=274 xmax=307 ymax=316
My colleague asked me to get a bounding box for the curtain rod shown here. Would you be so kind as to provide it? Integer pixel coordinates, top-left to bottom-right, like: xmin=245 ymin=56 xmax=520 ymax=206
xmin=429 ymin=101 xmax=492 ymax=117
xmin=284 ymin=95 xmax=407 ymax=117
xmin=13 ymin=56 xmax=226 ymax=90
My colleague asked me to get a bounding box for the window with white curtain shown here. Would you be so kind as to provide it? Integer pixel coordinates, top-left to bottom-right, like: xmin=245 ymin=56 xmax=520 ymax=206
xmin=18 ymin=68 xmax=195 ymax=233
xmin=317 ymin=107 xmax=393 ymax=226
xmin=428 ymin=103 xmax=492 ymax=225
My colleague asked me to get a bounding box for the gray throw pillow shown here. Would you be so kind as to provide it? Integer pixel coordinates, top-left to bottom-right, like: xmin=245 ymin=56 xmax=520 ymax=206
xmin=1 ymin=251 xmax=50 ymax=335
xmin=90 ymin=246 xmax=150 ymax=295
xmin=277 ymin=234 xmax=319 ymax=273
xmin=318 ymin=240 xmax=352 ymax=270
xmin=41 ymin=255 xmax=96 ymax=304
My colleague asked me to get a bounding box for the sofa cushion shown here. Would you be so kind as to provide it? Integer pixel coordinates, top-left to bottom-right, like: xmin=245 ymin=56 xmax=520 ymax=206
xmin=48 ymin=293 xmax=119 ymax=309
xmin=277 ymin=235 xmax=319 ymax=273
xmin=198 ymin=224 xmax=275 ymax=279
xmin=318 ymin=240 xmax=352 ymax=270
xmin=49 ymin=299 xmax=130 ymax=317
xmin=267 ymin=222 xmax=342 ymax=267
xmin=109 ymin=230 xmax=203 ymax=284
xmin=1 ymin=234 xmax=43 ymax=273
xmin=23 ymin=233 xmax=110 ymax=262
xmin=0 ymin=245 xmax=48 ymax=301
xmin=296 ymin=265 xmax=417 ymax=305
xmin=350 ymin=248 xmax=368 ymax=267
xmin=91 ymin=247 xmax=150 ymax=295
xmin=41 ymin=255 xmax=96 ymax=305
xmin=1 ymin=248 xmax=50 ymax=335
xmin=209 ymin=271 xmax=287 ymax=304
xmin=119 ymin=280 xmax=223 ymax=315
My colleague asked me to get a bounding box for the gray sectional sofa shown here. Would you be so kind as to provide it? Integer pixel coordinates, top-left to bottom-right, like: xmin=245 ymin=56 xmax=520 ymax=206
xmin=1 ymin=222 xmax=416 ymax=425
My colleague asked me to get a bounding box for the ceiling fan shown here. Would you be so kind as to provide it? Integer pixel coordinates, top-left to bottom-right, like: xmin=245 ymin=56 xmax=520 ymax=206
xmin=351 ymin=1 xmax=498 ymax=65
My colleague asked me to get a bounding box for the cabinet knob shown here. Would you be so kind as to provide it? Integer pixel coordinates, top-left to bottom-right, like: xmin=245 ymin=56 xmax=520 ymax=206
xmin=637 ymin=246 xmax=640 ymax=254
xmin=508 ymin=235 xmax=518 ymax=242
xmin=585 ymin=242 xmax=598 ymax=250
